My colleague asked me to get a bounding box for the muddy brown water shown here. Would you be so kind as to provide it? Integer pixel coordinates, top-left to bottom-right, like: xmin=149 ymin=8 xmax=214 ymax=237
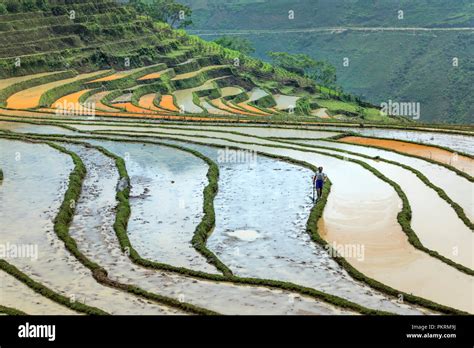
xmin=319 ymin=127 xmax=474 ymax=156
xmin=275 ymin=140 xmax=474 ymax=270
xmin=341 ymin=136 xmax=473 ymax=176
xmin=289 ymin=139 xmax=473 ymax=223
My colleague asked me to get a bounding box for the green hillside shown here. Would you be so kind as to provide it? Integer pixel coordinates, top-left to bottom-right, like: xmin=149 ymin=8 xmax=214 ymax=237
xmin=179 ymin=0 xmax=474 ymax=124
xmin=0 ymin=0 xmax=404 ymax=124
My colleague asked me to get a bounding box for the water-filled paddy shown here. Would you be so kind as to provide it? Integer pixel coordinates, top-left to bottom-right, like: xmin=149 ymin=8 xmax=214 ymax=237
xmin=273 ymin=94 xmax=299 ymax=110
xmin=321 ymin=127 xmax=474 ymax=156
xmin=0 ymin=271 xmax=77 ymax=315
xmin=286 ymin=139 xmax=474 ymax=222
xmin=98 ymin=131 xmax=473 ymax=313
xmin=73 ymin=140 xmax=218 ymax=274
xmin=157 ymin=139 xmax=429 ymax=314
xmin=340 ymin=136 xmax=473 ymax=176
xmin=0 ymin=120 xmax=77 ymax=136
xmin=0 ymin=138 xmax=181 ymax=314
xmin=42 ymin=141 xmax=357 ymax=314
xmin=2 ymin=121 xmax=473 ymax=314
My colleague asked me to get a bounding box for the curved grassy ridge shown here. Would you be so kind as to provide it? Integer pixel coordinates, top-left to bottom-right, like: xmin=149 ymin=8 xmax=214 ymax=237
xmin=38 ymin=70 xmax=114 ymax=108
xmin=0 ymin=70 xmax=77 ymax=106
xmin=0 ymin=259 xmax=108 ymax=315
xmin=0 ymin=17 xmax=70 ymax=35
xmin=171 ymin=66 xmax=233 ymax=90
xmin=173 ymin=59 xmax=201 ymax=75
xmin=84 ymin=63 xmax=167 ymax=90
xmin=305 ymin=181 xmax=468 ymax=316
xmin=137 ymin=68 xmax=176 ymax=85
xmin=147 ymin=124 xmax=473 ymax=180
xmin=7 ymin=131 xmax=403 ymax=315
xmin=77 ymin=87 xmax=100 ymax=105
xmin=130 ymin=82 xmax=170 ymax=108
xmin=0 ymin=132 xmax=218 ymax=316
xmin=194 ymin=87 xmax=221 ymax=100
xmin=273 ymin=138 xmax=474 ymax=232
xmin=226 ymin=91 xmax=249 ymax=104
xmin=90 ymin=127 xmax=474 ymax=275
xmin=247 ymin=100 xmax=276 ymax=115
xmin=251 ymin=93 xmax=277 ymax=109
xmin=100 ymin=89 xmax=125 ymax=110
xmin=0 ymin=304 xmax=27 ymax=315
xmin=1 ymin=113 xmax=470 ymax=162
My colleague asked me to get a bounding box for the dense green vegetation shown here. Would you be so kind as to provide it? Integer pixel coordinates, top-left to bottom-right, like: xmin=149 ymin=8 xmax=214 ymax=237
xmin=0 ymin=0 xmax=403 ymax=122
xmin=179 ymin=0 xmax=474 ymax=124
xmin=213 ymin=36 xmax=255 ymax=55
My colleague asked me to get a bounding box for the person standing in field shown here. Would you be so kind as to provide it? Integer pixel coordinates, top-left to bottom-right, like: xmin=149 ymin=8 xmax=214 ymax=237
xmin=313 ymin=166 xmax=327 ymax=201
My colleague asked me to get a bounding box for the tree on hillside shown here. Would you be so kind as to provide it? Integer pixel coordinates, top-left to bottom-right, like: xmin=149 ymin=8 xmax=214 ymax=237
xmin=213 ymin=36 xmax=255 ymax=55
xmin=130 ymin=0 xmax=192 ymax=28
xmin=268 ymin=51 xmax=337 ymax=88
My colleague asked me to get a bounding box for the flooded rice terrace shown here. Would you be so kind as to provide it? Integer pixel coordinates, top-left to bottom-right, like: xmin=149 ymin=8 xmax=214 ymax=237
xmin=160 ymin=140 xmax=429 ymax=314
xmin=0 ymin=120 xmax=472 ymax=315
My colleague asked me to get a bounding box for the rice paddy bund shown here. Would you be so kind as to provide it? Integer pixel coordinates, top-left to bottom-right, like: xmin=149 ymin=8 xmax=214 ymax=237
xmin=0 ymin=0 xmax=473 ymax=317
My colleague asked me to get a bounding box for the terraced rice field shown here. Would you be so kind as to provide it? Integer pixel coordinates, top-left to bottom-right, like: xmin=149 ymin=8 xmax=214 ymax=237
xmin=0 ymin=52 xmax=472 ymax=316
xmin=0 ymin=112 xmax=472 ymax=315
xmin=6 ymin=71 xmax=109 ymax=109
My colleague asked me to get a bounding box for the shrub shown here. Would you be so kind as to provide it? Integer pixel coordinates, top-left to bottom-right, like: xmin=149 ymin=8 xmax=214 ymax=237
xmin=22 ymin=0 xmax=36 ymax=12
xmin=5 ymin=0 xmax=20 ymax=12
xmin=35 ymin=0 xmax=48 ymax=11
xmin=0 ymin=3 xmax=7 ymax=14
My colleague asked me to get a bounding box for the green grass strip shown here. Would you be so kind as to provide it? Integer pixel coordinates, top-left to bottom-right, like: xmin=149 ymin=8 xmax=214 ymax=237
xmin=38 ymin=71 xmax=114 ymax=108
xmin=96 ymin=143 xmax=233 ymax=277
xmin=326 ymin=136 xmax=473 ymax=181
xmin=0 ymin=304 xmax=27 ymax=316
xmin=0 ymin=259 xmax=108 ymax=315
xmin=0 ymin=70 xmax=77 ymax=108
xmin=87 ymin=124 xmax=473 ymax=233
xmin=12 ymin=123 xmax=471 ymax=274
xmin=306 ymin=180 xmax=470 ymax=315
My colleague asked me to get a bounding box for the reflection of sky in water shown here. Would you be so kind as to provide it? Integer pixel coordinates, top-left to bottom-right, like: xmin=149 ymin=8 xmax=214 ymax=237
xmin=0 ymin=121 xmax=77 ymax=136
